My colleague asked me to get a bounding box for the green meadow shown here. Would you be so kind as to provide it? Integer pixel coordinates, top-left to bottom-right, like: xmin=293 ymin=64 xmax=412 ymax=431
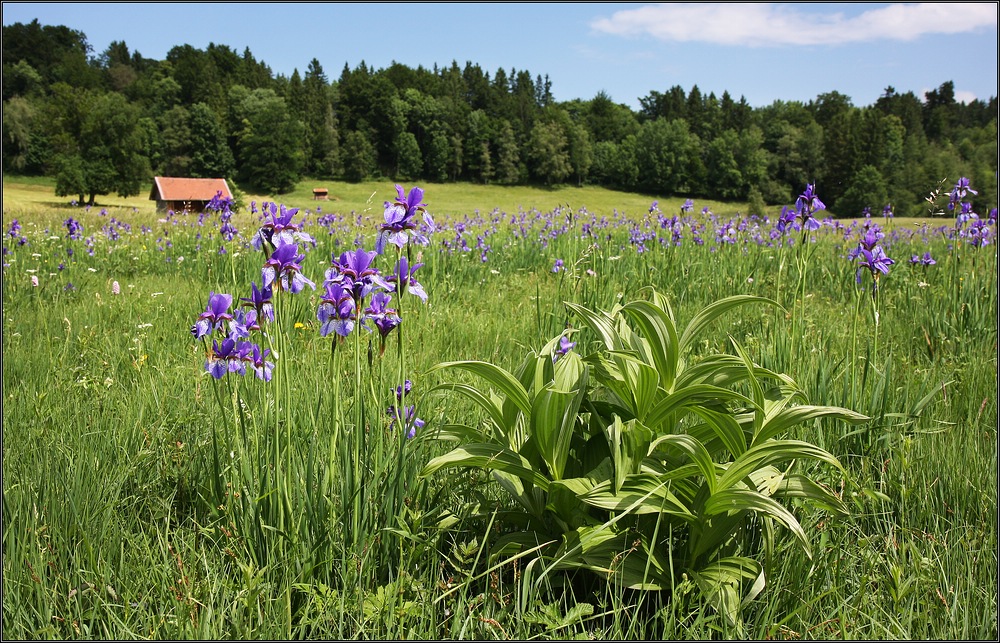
xmin=2 ymin=177 xmax=996 ymax=640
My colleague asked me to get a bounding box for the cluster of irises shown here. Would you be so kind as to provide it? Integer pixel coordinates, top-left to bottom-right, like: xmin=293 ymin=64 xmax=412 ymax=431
xmin=191 ymin=198 xmax=317 ymax=381
xmin=948 ymin=176 xmax=995 ymax=248
xmin=189 ymin=185 xmax=435 ymax=441
xmin=192 ymin=288 xmax=276 ymax=381
xmin=317 ymin=186 xmax=431 ymax=352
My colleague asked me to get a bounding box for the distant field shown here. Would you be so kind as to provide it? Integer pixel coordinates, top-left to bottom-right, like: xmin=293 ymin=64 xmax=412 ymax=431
xmin=1 ymin=175 xmax=956 ymax=231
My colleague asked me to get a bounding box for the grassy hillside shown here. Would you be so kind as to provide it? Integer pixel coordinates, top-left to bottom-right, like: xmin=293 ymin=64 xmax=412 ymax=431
xmin=2 ymin=175 xmax=955 ymax=231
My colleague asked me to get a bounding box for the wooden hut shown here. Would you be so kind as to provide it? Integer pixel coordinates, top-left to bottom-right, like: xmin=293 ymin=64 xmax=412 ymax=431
xmin=149 ymin=177 xmax=232 ymax=213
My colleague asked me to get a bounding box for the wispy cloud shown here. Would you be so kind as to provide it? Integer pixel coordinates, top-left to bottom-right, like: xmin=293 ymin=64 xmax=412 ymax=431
xmin=590 ymin=3 xmax=998 ymax=47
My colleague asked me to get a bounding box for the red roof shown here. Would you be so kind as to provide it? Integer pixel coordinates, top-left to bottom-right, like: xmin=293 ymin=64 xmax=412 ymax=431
xmin=150 ymin=177 xmax=232 ymax=201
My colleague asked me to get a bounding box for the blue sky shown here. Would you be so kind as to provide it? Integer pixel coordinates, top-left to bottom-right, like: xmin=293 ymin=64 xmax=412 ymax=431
xmin=3 ymin=2 xmax=997 ymax=109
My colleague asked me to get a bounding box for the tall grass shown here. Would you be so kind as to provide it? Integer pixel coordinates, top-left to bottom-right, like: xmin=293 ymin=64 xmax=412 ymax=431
xmin=2 ymin=183 xmax=996 ymax=639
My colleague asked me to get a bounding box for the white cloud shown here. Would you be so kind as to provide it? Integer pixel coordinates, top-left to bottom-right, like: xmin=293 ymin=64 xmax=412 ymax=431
xmin=952 ymin=90 xmax=979 ymax=104
xmin=590 ymin=3 xmax=998 ymax=47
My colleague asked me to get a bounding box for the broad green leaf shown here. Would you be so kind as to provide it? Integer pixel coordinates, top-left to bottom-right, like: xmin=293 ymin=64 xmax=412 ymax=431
xmin=730 ymin=336 xmax=766 ymax=436
xmin=771 ymin=473 xmax=849 ymax=515
xmin=644 ymin=384 xmax=757 ymax=431
xmin=549 ymin=476 xmax=600 ymax=498
xmin=676 ymin=355 xmax=797 ymax=391
xmin=679 ymin=295 xmax=780 ymax=353
xmin=531 ymin=366 xmax=589 ymax=481
xmin=565 ymin=301 xmax=623 ymax=351
xmin=690 ymin=556 xmax=763 ymax=626
xmin=704 ymin=488 xmax=810 ymax=557
xmin=429 ymin=360 xmax=532 ymax=418
xmin=689 ymin=405 xmax=749 ymax=458
xmin=648 ymin=433 xmax=718 ymax=495
xmin=551 ymin=527 xmax=672 ymax=590
xmin=605 ymin=416 xmax=653 ymax=494
xmin=623 ymin=299 xmax=680 ymax=389
xmin=427 ymin=382 xmax=506 ymax=439
xmin=754 ymin=404 xmax=869 ymax=446
xmin=579 ymin=474 xmax=696 ymax=520
xmin=425 ymin=423 xmax=485 ymax=443
xmin=719 ymin=439 xmax=842 ymax=491
xmin=603 ymin=350 xmax=661 ymax=418
xmin=419 ymin=443 xmax=551 ymax=491
xmin=606 ymin=414 xmax=625 ymax=494
xmin=492 ymin=470 xmax=546 ymax=518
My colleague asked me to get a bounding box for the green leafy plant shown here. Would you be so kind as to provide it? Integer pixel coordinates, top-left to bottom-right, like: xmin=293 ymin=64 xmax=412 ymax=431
xmin=421 ymin=290 xmax=868 ymax=624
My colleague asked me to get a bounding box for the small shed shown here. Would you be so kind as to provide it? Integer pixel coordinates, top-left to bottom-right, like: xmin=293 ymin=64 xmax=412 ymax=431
xmin=313 ymin=187 xmax=329 ymax=200
xmin=149 ymin=177 xmax=232 ymax=213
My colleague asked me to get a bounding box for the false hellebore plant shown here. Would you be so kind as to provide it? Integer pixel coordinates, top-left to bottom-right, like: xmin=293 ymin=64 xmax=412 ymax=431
xmin=421 ymin=291 xmax=867 ymax=625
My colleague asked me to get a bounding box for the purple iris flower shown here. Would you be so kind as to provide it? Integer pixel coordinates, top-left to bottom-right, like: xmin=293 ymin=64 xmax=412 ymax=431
xmin=775 ymin=206 xmax=797 ymax=235
xmin=251 ymin=344 xmax=274 ymax=382
xmin=552 ymin=258 xmax=564 ymax=273
xmin=956 ymin=201 xmax=977 ymax=227
xmin=64 ymin=217 xmax=84 ymax=240
xmin=795 ymin=184 xmax=826 ymax=217
xmin=553 ymin=336 xmax=576 ymax=363
xmin=375 ymin=185 xmax=434 ymax=254
xmin=859 ymin=226 xmax=884 ymax=251
xmin=254 ymin=202 xmax=314 ymax=250
xmin=910 ymin=251 xmax=936 ymax=266
xmin=206 ymin=191 xmax=233 ymax=213
xmin=949 ymin=177 xmax=978 ymax=208
xmin=206 ymin=337 xmax=238 ymax=379
xmin=192 ymin=292 xmax=234 ymax=339
xmin=387 ymin=404 xmax=424 ymax=439
xmin=965 ymin=218 xmax=992 ymax=248
xmin=327 ymin=247 xmax=391 ymax=302
xmin=240 ymin=282 xmax=275 ymax=323
xmin=395 ymin=379 xmax=413 ymax=401
xmin=262 ymin=242 xmax=315 ymax=294
xmin=365 ymin=291 xmax=401 ymax=342
xmin=681 ymin=199 xmax=694 ymax=214
xmin=386 ymin=256 xmax=427 ymax=303
xmin=317 ymin=281 xmax=356 ymax=338
xmin=387 ymin=377 xmax=422 ymax=437
xmin=856 ymin=246 xmax=895 ymax=284
xmin=229 ymin=308 xmax=259 ymax=338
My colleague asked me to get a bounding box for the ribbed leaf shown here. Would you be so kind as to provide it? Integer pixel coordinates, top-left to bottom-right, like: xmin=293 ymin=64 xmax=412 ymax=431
xmin=606 ymin=417 xmax=653 ymax=494
xmin=605 ymin=350 xmax=661 ymax=419
xmin=718 ymin=439 xmax=842 ymax=492
xmin=565 ymin=301 xmax=623 ymax=351
xmin=644 ymin=384 xmax=757 ymax=431
xmin=730 ymin=336 xmax=767 ymax=436
xmin=427 ymin=382 xmax=506 ymax=439
xmin=676 ymin=355 xmax=797 ymax=391
xmin=579 ymin=474 xmax=696 ymax=520
xmin=623 ymin=299 xmax=680 ymax=390
xmin=704 ymin=488 xmax=810 ymax=557
xmin=429 ymin=360 xmax=532 ymax=418
xmin=420 ymin=443 xmax=550 ymax=491
xmin=772 ymin=473 xmax=849 ymax=515
xmin=689 ymin=405 xmax=749 ymax=458
xmin=531 ymin=365 xmax=589 ymax=481
xmin=648 ymin=433 xmax=718 ymax=496
xmin=679 ymin=295 xmax=780 ymax=354
xmin=425 ymin=423 xmax=485 ymax=443
xmin=754 ymin=404 xmax=870 ymax=446
xmin=690 ymin=556 xmax=763 ymax=626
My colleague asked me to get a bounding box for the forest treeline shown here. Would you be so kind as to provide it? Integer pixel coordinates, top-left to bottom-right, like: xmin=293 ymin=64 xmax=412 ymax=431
xmin=3 ymin=19 xmax=996 ymax=214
